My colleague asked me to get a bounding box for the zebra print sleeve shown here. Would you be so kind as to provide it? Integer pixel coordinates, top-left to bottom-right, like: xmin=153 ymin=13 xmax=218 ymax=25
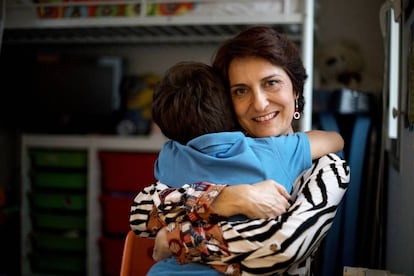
xmin=130 ymin=182 xmax=227 ymax=237
xmin=218 ymin=153 xmax=350 ymax=275
xmin=129 ymin=181 xmax=171 ymax=238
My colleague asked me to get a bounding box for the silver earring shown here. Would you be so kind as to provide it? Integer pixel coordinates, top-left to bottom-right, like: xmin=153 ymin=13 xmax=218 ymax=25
xmin=293 ymin=99 xmax=301 ymax=120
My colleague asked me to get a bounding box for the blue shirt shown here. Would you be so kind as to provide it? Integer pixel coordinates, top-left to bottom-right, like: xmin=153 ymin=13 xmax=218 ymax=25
xmin=150 ymin=131 xmax=312 ymax=275
xmin=148 ymin=258 xmax=224 ymax=276
xmin=154 ymin=131 xmax=311 ymax=193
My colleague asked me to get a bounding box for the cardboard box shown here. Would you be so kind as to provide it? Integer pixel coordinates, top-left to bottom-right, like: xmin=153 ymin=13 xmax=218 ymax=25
xmin=344 ymin=266 xmax=405 ymax=276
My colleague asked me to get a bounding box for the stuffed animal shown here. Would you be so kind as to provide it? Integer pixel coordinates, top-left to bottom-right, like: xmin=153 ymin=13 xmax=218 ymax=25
xmin=315 ymin=40 xmax=365 ymax=91
xmin=316 ymin=40 xmax=383 ymax=93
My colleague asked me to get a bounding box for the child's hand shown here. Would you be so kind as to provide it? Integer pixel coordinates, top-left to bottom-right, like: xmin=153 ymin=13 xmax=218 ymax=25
xmin=152 ymin=226 xmax=172 ymax=261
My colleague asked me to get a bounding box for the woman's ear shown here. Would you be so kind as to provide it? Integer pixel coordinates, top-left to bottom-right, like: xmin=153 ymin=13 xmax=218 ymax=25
xmin=294 ymin=91 xmax=299 ymax=100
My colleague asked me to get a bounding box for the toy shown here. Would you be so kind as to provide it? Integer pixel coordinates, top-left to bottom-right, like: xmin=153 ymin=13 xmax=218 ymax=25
xmin=315 ymin=40 xmax=382 ymax=93
xmin=316 ymin=40 xmax=365 ymax=91
xmin=146 ymin=3 xmax=194 ymax=16
xmin=117 ymin=74 xmax=160 ymax=135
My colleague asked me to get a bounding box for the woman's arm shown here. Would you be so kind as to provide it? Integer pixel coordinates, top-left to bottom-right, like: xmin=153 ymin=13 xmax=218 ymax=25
xmin=211 ymin=181 xmax=291 ymax=218
xmin=130 ymin=180 xmax=290 ymax=237
xmin=220 ymin=154 xmax=350 ymax=274
xmin=158 ymin=154 xmax=348 ymax=274
xmin=130 ymin=153 xmax=349 ymax=274
xmin=306 ymin=130 xmax=344 ymax=159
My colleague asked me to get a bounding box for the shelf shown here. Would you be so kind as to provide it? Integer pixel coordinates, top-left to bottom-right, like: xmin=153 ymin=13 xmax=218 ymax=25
xmin=20 ymin=134 xmax=166 ymax=275
xmin=3 ymin=24 xmax=302 ymax=44
xmin=3 ymin=0 xmax=304 ymax=44
xmin=22 ymin=134 xmax=168 ymax=151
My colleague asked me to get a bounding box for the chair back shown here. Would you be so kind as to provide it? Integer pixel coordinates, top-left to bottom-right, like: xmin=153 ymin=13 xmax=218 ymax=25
xmin=120 ymin=230 xmax=156 ymax=276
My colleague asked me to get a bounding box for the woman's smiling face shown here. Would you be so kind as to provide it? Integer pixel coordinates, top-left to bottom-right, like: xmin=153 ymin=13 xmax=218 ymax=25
xmin=228 ymin=56 xmax=296 ymax=138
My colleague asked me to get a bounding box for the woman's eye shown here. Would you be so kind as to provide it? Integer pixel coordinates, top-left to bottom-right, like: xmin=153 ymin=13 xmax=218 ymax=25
xmin=265 ymin=79 xmax=280 ymax=87
xmin=232 ymin=88 xmax=247 ymax=97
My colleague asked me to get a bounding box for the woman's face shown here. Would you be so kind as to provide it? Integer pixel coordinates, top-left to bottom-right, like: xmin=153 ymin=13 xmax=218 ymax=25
xmin=228 ymin=56 xmax=296 ymax=138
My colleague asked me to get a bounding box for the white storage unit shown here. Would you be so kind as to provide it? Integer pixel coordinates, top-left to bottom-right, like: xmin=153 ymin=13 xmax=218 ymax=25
xmin=21 ymin=134 xmax=166 ymax=275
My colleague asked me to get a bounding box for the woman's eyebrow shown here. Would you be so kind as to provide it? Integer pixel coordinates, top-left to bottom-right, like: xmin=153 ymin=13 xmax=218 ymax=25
xmin=230 ymin=74 xmax=282 ymax=88
xmin=229 ymin=83 xmax=246 ymax=89
xmin=262 ymin=73 xmax=281 ymax=80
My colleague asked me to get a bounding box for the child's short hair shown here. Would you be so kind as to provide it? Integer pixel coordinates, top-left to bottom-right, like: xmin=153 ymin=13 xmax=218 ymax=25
xmin=152 ymin=61 xmax=238 ymax=144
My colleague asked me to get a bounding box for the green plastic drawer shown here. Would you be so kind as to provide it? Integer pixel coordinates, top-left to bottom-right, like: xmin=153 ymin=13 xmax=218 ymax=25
xmin=31 ymin=193 xmax=87 ymax=211
xmin=32 ymin=232 xmax=86 ymax=252
xmin=32 ymin=212 xmax=86 ymax=230
xmin=31 ymin=252 xmax=86 ymax=274
xmin=32 ymin=171 xmax=87 ymax=190
xmin=30 ymin=150 xmax=87 ymax=169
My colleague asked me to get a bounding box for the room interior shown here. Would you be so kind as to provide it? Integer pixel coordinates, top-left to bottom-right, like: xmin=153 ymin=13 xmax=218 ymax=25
xmin=0 ymin=0 xmax=413 ymax=275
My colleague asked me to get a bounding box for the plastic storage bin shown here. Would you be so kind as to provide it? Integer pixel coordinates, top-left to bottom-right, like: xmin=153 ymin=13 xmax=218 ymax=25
xmin=100 ymin=193 xmax=135 ymax=234
xmin=99 ymin=151 xmax=158 ymax=193
xmin=30 ymin=149 xmax=87 ymax=169
xmin=32 ymin=212 xmax=86 ymax=231
xmin=31 ymin=232 xmax=86 ymax=252
xmin=31 ymin=171 xmax=87 ymax=190
xmin=100 ymin=236 xmax=125 ymax=276
xmin=30 ymin=192 xmax=86 ymax=211
xmin=31 ymin=252 xmax=86 ymax=274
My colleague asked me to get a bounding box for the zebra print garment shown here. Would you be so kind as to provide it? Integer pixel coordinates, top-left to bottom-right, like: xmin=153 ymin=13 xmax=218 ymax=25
xmin=130 ymin=154 xmax=350 ymax=275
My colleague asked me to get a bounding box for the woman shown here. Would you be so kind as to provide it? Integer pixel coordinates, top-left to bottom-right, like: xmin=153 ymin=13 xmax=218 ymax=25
xmin=130 ymin=26 xmax=350 ymax=275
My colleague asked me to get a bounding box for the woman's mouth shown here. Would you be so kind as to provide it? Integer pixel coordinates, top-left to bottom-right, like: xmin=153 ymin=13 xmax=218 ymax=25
xmin=253 ymin=111 xmax=278 ymax=122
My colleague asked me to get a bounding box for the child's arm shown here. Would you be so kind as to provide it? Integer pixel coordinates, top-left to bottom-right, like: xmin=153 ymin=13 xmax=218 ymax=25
xmin=306 ymin=130 xmax=344 ymax=160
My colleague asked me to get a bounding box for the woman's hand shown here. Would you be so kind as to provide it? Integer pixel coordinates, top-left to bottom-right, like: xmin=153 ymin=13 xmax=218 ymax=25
xmin=152 ymin=227 xmax=172 ymax=262
xmin=211 ymin=180 xmax=291 ymax=219
xmin=245 ymin=180 xmax=291 ymax=218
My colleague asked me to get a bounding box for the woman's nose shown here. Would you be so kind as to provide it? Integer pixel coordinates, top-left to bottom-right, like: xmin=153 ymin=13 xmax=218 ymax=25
xmin=252 ymin=91 xmax=269 ymax=111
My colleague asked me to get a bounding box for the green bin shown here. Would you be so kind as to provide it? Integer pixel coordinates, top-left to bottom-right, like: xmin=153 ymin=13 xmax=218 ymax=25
xmin=32 ymin=232 xmax=86 ymax=252
xmin=32 ymin=212 xmax=86 ymax=230
xmin=31 ymin=192 xmax=87 ymax=211
xmin=31 ymin=171 xmax=87 ymax=190
xmin=31 ymin=252 xmax=86 ymax=274
xmin=30 ymin=149 xmax=87 ymax=169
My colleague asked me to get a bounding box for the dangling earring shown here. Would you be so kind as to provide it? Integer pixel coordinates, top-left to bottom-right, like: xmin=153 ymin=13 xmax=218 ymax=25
xmin=293 ymin=99 xmax=301 ymax=120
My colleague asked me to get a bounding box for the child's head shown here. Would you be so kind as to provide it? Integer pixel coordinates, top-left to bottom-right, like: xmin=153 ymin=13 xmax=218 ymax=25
xmin=152 ymin=61 xmax=238 ymax=144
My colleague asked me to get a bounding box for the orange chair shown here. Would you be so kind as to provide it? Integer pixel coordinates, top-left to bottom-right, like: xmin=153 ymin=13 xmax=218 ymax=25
xmin=120 ymin=230 xmax=156 ymax=276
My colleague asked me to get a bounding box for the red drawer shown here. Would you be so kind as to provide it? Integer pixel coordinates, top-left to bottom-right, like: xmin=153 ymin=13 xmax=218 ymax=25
xmin=99 ymin=151 xmax=158 ymax=193
xmin=100 ymin=193 xmax=134 ymax=234
xmin=99 ymin=236 xmax=125 ymax=276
